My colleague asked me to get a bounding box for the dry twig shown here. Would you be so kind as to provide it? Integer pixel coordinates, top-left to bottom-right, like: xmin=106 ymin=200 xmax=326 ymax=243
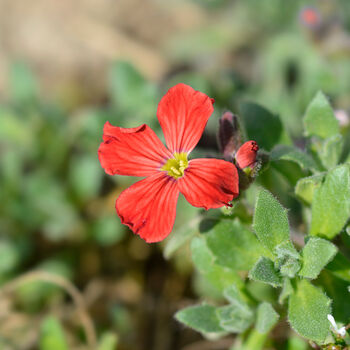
xmin=0 ymin=270 xmax=97 ymax=350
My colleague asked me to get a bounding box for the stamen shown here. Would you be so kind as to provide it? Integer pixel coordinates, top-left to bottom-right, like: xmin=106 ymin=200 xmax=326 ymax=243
xmin=171 ymin=167 xmax=181 ymax=176
xmin=161 ymin=152 xmax=189 ymax=179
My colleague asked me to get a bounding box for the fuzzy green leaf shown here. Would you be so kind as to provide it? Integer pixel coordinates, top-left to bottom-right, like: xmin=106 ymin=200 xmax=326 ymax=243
xmin=275 ymin=241 xmax=300 ymax=260
xmin=206 ymin=219 xmax=268 ymax=271
xmin=221 ymin=284 xmax=254 ymax=333
xmin=270 ymin=145 xmax=319 ymax=172
xmin=288 ymin=279 xmax=331 ymax=343
xmin=253 ymin=189 xmax=290 ymax=253
xmin=223 ymin=284 xmax=249 ymax=305
xmin=319 ymin=134 xmax=343 ymax=169
xmin=256 ymin=302 xmax=279 ymax=334
xmin=303 ymin=91 xmax=339 ymax=139
xmin=310 ymin=164 xmax=350 ymax=239
xmin=280 ymin=257 xmax=301 ymax=278
xmin=191 ymin=237 xmax=244 ymax=292
xmin=175 ymin=304 xmax=224 ymax=334
xmin=295 ymin=174 xmax=325 ymax=205
xmin=299 ymin=237 xmax=337 ymax=279
xmin=217 ymin=304 xmax=254 ymax=333
xmin=249 ymin=257 xmax=282 ymax=287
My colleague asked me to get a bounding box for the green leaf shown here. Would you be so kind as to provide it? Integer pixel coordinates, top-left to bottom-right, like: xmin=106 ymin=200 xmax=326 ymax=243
xmin=206 ymin=219 xmax=268 ymax=271
xmin=303 ymin=91 xmax=339 ymax=139
xmin=253 ymin=189 xmax=290 ymax=254
xmin=256 ymin=302 xmax=279 ymax=334
xmin=325 ymin=252 xmax=350 ymax=283
xmin=98 ymin=332 xmax=118 ymax=350
xmin=274 ymin=241 xmax=300 ymax=260
xmin=221 ymin=285 xmax=254 ymax=333
xmin=217 ymin=304 xmax=254 ymax=333
xmin=280 ymin=257 xmax=301 ymax=278
xmin=310 ymin=164 xmax=350 ymax=239
xmin=249 ymin=257 xmax=282 ymax=287
xmin=164 ymin=216 xmax=199 ymax=259
xmin=270 ymin=145 xmax=319 ymax=172
xmin=246 ymin=280 xmax=276 ymax=304
xmin=287 ymin=336 xmax=308 ymax=350
xmin=295 ymin=174 xmax=325 ymax=205
xmin=191 ymin=237 xmax=244 ymax=292
xmin=91 ymin=215 xmax=125 ymax=246
xmin=69 ymin=154 xmax=103 ymax=201
xmin=223 ymin=284 xmax=250 ymax=305
xmin=175 ymin=304 xmax=224 ymax=334
xmin=239 ymin=102 xmax=282 ymax=151
xmin=320 ymin=271 xmax=350 ymax=323
xmin=10 ymin=62 xmax=38 ymax=103
xmin=298 ymin=237 xmax=337 ymax=279
xmin=108 ymin=61 xmax=158 ymax=125
xmin=319 ymin=134 xmax=344 ymax=169
xmin=275 ymin=241 xmax=300 ymax=278
xmin=0 ymin=239 xmax=20 ymax=276
xmin=273 ymin=237 xmax=301 ymax=279
xmin=279 ymin=278 xmax=294 ymax=304
xmin=288 ymin=279 xmax=331 ymax=343
xmin=39 ymin=317 xmax=69 ymax=350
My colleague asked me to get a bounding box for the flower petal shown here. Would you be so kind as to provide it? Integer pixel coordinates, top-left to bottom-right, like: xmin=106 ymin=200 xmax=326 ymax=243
xmin=178 ymin=158 xmax=239 ymax=209
xmin=116 ymin=172 xmax=179 ymax=243
xmin=98 ymin=122 xmax=172 ymax=177
xmin=157 ymin=83 xmax=214 ymax=153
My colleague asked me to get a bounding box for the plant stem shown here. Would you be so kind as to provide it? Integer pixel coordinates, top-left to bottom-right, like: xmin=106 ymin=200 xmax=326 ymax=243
xmin=241 ymin=329 xmax=267 ymax=350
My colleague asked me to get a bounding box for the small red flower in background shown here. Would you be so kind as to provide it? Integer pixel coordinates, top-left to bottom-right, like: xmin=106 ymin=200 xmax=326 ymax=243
xmin=299 ymin=7 xmax=321 ymax=28
xmin=98 ymin=83 xmax=239 ymax=243
xmin=235 ymin=140 xmax=259 ymax=169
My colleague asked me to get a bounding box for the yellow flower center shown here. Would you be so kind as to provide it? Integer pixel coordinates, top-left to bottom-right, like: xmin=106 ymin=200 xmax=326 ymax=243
xmin=161 ymin=152 xmax=188 ymax=179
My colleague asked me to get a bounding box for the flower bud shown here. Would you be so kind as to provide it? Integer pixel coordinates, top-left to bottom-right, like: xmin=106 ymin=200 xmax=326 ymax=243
xmin=218 ymin=111 xmax=242 ymax=161
xmin=299 ymin=7 xmax=321 ymax=29
xmin=235 ymin=140 xmax=259 ymax=169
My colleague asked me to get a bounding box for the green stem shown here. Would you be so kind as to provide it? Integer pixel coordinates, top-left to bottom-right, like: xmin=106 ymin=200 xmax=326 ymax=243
xmin=241 ymin=329 xmax=268 ymax=350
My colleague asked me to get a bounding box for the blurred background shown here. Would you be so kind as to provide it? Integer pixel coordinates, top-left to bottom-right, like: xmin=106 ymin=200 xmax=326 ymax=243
xmin=1 ymin=0 xmax=350 ymax=349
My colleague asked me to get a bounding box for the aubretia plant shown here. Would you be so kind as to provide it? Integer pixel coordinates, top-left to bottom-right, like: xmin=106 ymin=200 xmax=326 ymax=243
xmin=99 ymin=84 xmax=350 ymax=349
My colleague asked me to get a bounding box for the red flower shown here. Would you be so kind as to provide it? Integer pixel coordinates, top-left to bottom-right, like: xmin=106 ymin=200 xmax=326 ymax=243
xmin=299 ymin=7 xmax=321 ymax=28
xmin=235 ymin=141 xmax=259 ymax=169
xmin=98 ymin=84 xmax=239 ymax=243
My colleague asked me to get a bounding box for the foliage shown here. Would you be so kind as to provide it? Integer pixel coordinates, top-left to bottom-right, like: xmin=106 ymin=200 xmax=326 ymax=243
xmin=174 ymin=89 xmax=350 ymax=349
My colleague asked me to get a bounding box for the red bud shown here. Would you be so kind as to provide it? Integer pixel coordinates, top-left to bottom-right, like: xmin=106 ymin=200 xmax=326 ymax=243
xmin=235 ymin=140 xmax=259 ymax=169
